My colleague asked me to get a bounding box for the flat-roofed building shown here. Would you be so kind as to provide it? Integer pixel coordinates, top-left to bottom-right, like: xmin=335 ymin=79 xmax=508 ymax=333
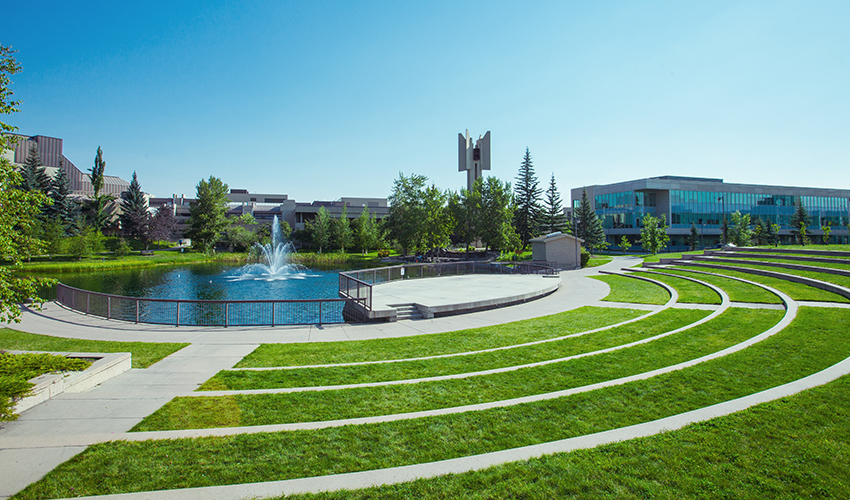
xmin=572 ymin=176 xmax=850 ymax=250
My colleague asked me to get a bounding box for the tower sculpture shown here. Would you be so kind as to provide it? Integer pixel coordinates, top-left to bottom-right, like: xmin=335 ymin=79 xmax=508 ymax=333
xmin=458 ymin=130 xmax=491 ymax=190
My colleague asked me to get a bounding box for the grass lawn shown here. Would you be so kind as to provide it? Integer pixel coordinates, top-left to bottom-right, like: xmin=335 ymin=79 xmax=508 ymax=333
xmin=16 ymin=307 xmax=840 ymax=499
xmin=716 ymin=254 xmax=850 ymax=270
xmin=677 ymin=266 xmax=849 ymax=303
xmin=12 ymin=251 xmax=239 ymax=274
xmin=699 ymin=261 xmax=850 ymax=289
xmin=135 ymin=308 xmax=776 ymax=431
xmin=237 ymin=306 xmax=647 ymax=367
xmin=0 ymin=329 xmax=188 ymax=369
xmin=640 ymin=250 xmax=706 ymax=264
xmin=283 ymin=372 xmax=850 ymax=499
xmin=663 ymin=268 xmax=783 ymax=304
xmin=202 ymin=309 xmax=711 ymax=390
xmin=627 ymin=271 xmax=722 ymax=304
xmin=591 ymin=274 xmax=670 ymax=305
xmin=584 ymin=255 xmax=613 ymax=268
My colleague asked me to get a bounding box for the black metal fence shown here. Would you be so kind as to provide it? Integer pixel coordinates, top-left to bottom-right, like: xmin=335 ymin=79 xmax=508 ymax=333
xmin=337 ymin=261 xmax=556 ymax=314
xmin=54 ymin=283 xmax=367 ymax=326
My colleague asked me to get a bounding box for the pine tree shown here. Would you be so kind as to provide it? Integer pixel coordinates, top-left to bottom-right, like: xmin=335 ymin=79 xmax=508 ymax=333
xmin=574 ymin=189 xmax=605 ymax=251
xmin=85 ymin=146 xmax=116 ymax=231
xmin=48 ymin=163 xmax=80 ymax=232
xmin=18 ymin=143 xmax=50 ymax=194
xmin=790 ymin=200 xmax=810 ymax=245
xmin=541 ymin=173 xmax=566 ymax=234
xmin=513 ymin=148 xmax=542 ymax=248
xmin=120 ymin=171 xmax=148 ymax=238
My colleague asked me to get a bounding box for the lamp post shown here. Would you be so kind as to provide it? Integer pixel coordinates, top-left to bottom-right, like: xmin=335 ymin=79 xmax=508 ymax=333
xmin=699 ymin=218 xmax=704 ymax=250
xmin=718 ymin=196 xmax=726 ymax=245
xmin=572 ymin=212 xmax=579 ymax=269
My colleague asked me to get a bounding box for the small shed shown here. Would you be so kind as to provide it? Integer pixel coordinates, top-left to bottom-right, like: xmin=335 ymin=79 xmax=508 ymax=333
xmin=530 ymin=232 xmax=584 ymax=269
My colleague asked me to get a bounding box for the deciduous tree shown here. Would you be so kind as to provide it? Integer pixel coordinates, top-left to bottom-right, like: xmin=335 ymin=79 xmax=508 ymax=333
xmin=386 ymin=172 xmax=427 ymax=255
xmin=639 ymin=213 xmax=670 ymax=255
xmin=185 ymin=176 xmax=230 ymax=254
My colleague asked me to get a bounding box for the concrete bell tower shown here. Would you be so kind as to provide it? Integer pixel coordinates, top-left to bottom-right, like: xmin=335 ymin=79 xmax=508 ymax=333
xmin=458 ymin=130 xmax=491 ymax=190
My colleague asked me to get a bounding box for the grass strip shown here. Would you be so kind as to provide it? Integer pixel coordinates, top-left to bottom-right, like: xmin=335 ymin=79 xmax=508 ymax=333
xmin=283 ymin=373 xmax=850 ymax=500
xmin=237 ymin=306 xmax=646 ymax=367
xmin=627 ymin=271 xmax=721 ymax=304
xmin=699 ymin=261 xmax=850 ymax=289
xmin=0 ymin=329 xmax=188 ymax=369
xmin=16 ymin=307 xmax=842 ymax=499
xmin=584 ymin=256 xmax=613 ymax=268
xmin=136 ymin=308 xmax=773 ymax=430
xmin=676 ymin=266 xmax=849 ymax=303
xmin=591 ymin=275 xmax=670 ymax=305
xmin=719 ymin=254 xmax=850 ymax=270
xmin=640 ymin=250 xmax=705 ymax=264
xmin=203 ymin=309 xmax=711 ymax=390
xmin=661 ymin=269 xmax=781 ymax=303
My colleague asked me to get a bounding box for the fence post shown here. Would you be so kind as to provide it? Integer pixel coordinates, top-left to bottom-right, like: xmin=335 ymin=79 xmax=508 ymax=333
xmin=272 ymin=302 xmax=276 ymax=327
xmin=176 ymin=301 xmax=181 ymax=327
xmin=107 ymin=296 xmax=111 ymax=319
xmin=225 ymin=303 xmax=229 ymax=327
xmin=135 ymin=300 xmax=139 ymax=323
xmin=319 ymin=301 xmax=323 ymax=324
xmin=86 ymin=293 xmax=90 ymax=314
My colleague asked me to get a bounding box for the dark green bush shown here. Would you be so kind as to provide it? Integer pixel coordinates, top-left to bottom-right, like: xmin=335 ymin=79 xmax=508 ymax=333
xmin=580 ymin=248 xmax=591 ymax=268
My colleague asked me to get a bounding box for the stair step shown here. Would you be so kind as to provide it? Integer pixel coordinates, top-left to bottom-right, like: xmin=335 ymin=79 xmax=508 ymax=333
xmin=391 ymin=303 xmax=423 ymax=320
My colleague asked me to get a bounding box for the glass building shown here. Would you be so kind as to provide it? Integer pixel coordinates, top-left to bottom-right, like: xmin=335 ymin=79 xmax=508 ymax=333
xmin=571 ymin=176 xmax=850 ymax=249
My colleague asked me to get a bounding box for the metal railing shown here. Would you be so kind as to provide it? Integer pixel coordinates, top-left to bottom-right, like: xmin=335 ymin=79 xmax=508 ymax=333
xmin=337 ymin=260 xmax=557 ymax=313
xmin=54 ymin=283 xmax=367 ymax=326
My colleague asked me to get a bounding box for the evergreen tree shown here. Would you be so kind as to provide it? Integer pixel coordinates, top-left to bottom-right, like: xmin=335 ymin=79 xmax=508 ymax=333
xmin=120 ymin=171 xmax=148 ymax=238
xmin=687 ymin=223 xmax=700 ymax=250
xmin=18 ymin=143 xmax=50 ymax=194
xmin=541 ymin=173 xmax=566 ymax=234
xmin=513 ymin=148 xmax=542 ymax=247
xmin=574 ymin=189 xmax=605 ymax=251
xmin=85 ymin=146 xmax=116 ymax=231
xmin=766 ymin=222 xmax=779 ymax=247
xmin=48 ymin=164 xmax=80 ymax=231
xmin=185 ymin=176 xmax=230 ymax=254
xmin=790 ymin=200 xmax=810 ymax=245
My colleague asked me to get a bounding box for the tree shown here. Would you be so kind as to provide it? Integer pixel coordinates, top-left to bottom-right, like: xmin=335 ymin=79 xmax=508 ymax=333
xmin=448 ymin=184 xmax=482 ymax=253
xmin=822 ymin=224 xmax=832 ymax=245
xmin=185 ymin=176 xmax=230 ymax=254
xmin=419 ymin=185 xmax=452 ymax=256
xmin=0 ymin=45 xmax=56 ymax=322
xmin=767 ymin=223 xmax=780 ymax=247
xmin=752 ymin=217 xmax=767 ymax=246
xmin=18 ymin=143 xmax=50 ymax=194
xmin=513 ymin=148 xmax=542 ymax=247
xmin=331 ymin=205 xmax=352 ymax=252
xmin=729 ymin=211 xmax=752 ymax=247
xmin=120 ymin=171 xmax=148 ymax=238
xmin=541 ymin=174 xmax=566 ymax=234
xmin=478 ymin=176 xmax=518 ymax=252
xmin=222 ymin=214 xmax=259 ymax=252
xmin=639 ymin=213 xmax=670 ymax=255
xmin=619 ymin=235 xmax=632 ymax=254
xmin=687 ymin=223 xmax=700 ymax=251
xmin=386 ymin=172 xmax=427 ymax=255
xmin=574 ymin=189 xmax=605 ymax=252
xmin=307 ymin=206 xmax=331 ymax=253
xmin=790 ymin=200 xmax=810 ymax=245
xmin=353 ymin=207 xmax=377 ymax=254
xmin=47 ymin=164 xmax=80 ymax=232
xmin=85 ymin=146 xmax=116 ymax=231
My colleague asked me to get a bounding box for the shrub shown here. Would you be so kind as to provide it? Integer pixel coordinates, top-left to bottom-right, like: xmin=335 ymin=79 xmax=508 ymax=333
xmin=377 ymin=249 xmax=391 ymax=258
xmin=580 ymin=248 xmax=591 ymax=268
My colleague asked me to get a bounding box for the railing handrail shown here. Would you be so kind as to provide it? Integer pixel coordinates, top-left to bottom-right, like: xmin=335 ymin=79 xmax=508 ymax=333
xmin=56 ymin=283 xmax=355 ymax=305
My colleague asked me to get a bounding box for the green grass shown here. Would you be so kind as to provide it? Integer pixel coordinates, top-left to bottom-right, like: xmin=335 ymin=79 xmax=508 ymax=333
xmin=237 ymin=306 xmax=647 ymax=367
xmin=1 ymin=352 xmax=91 ymax=421
xmin=283 ymin=372 xmax=850 ymax=499
xmin=640 ymin=250 xmax=705 ymax=264
xmin=202 ymin=308 xmax=711 ymax=390
xmin=135 ymin=308 xmax=774 ymax=431
xmin=592 ymin=274 xmax=671 ymax=304
xmin=676 ymin=266 xmax=850 ymax=303
xmin=663 ymin=268 xmax=783 ymax=304
xmin=12 ymin=251 xmax=236 ymax=274
xmin=717 ymin=254 xmax=850 ymax=269
xmin=0 ymin=329 xmax=188 ymax=369
xmin=699 ymin=261 xmax=850 ymax=289
xmin=628 ymin=271 xmax=722 ymax=304
xmin=585 ymin=255 xmax=613 ymax=268
xmin=15 ymin=307 xmax=840 ymax=499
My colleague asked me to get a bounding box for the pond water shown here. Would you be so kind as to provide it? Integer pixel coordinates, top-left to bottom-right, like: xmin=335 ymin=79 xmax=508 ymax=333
xmin=46 ymin=263 xmax=342 ymax=302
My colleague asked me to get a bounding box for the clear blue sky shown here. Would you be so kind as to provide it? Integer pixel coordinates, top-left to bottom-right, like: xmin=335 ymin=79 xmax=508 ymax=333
xmin=4 ymin=0 xmax=849 ymax=202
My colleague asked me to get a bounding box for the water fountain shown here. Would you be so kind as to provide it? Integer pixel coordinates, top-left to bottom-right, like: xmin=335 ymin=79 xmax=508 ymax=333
xmin=235 ymin=215 xmax=307 ymax=280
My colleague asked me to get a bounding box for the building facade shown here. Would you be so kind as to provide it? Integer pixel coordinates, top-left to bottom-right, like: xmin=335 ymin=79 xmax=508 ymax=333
xmin=572 ymin=176 xmax=850 ymax=249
